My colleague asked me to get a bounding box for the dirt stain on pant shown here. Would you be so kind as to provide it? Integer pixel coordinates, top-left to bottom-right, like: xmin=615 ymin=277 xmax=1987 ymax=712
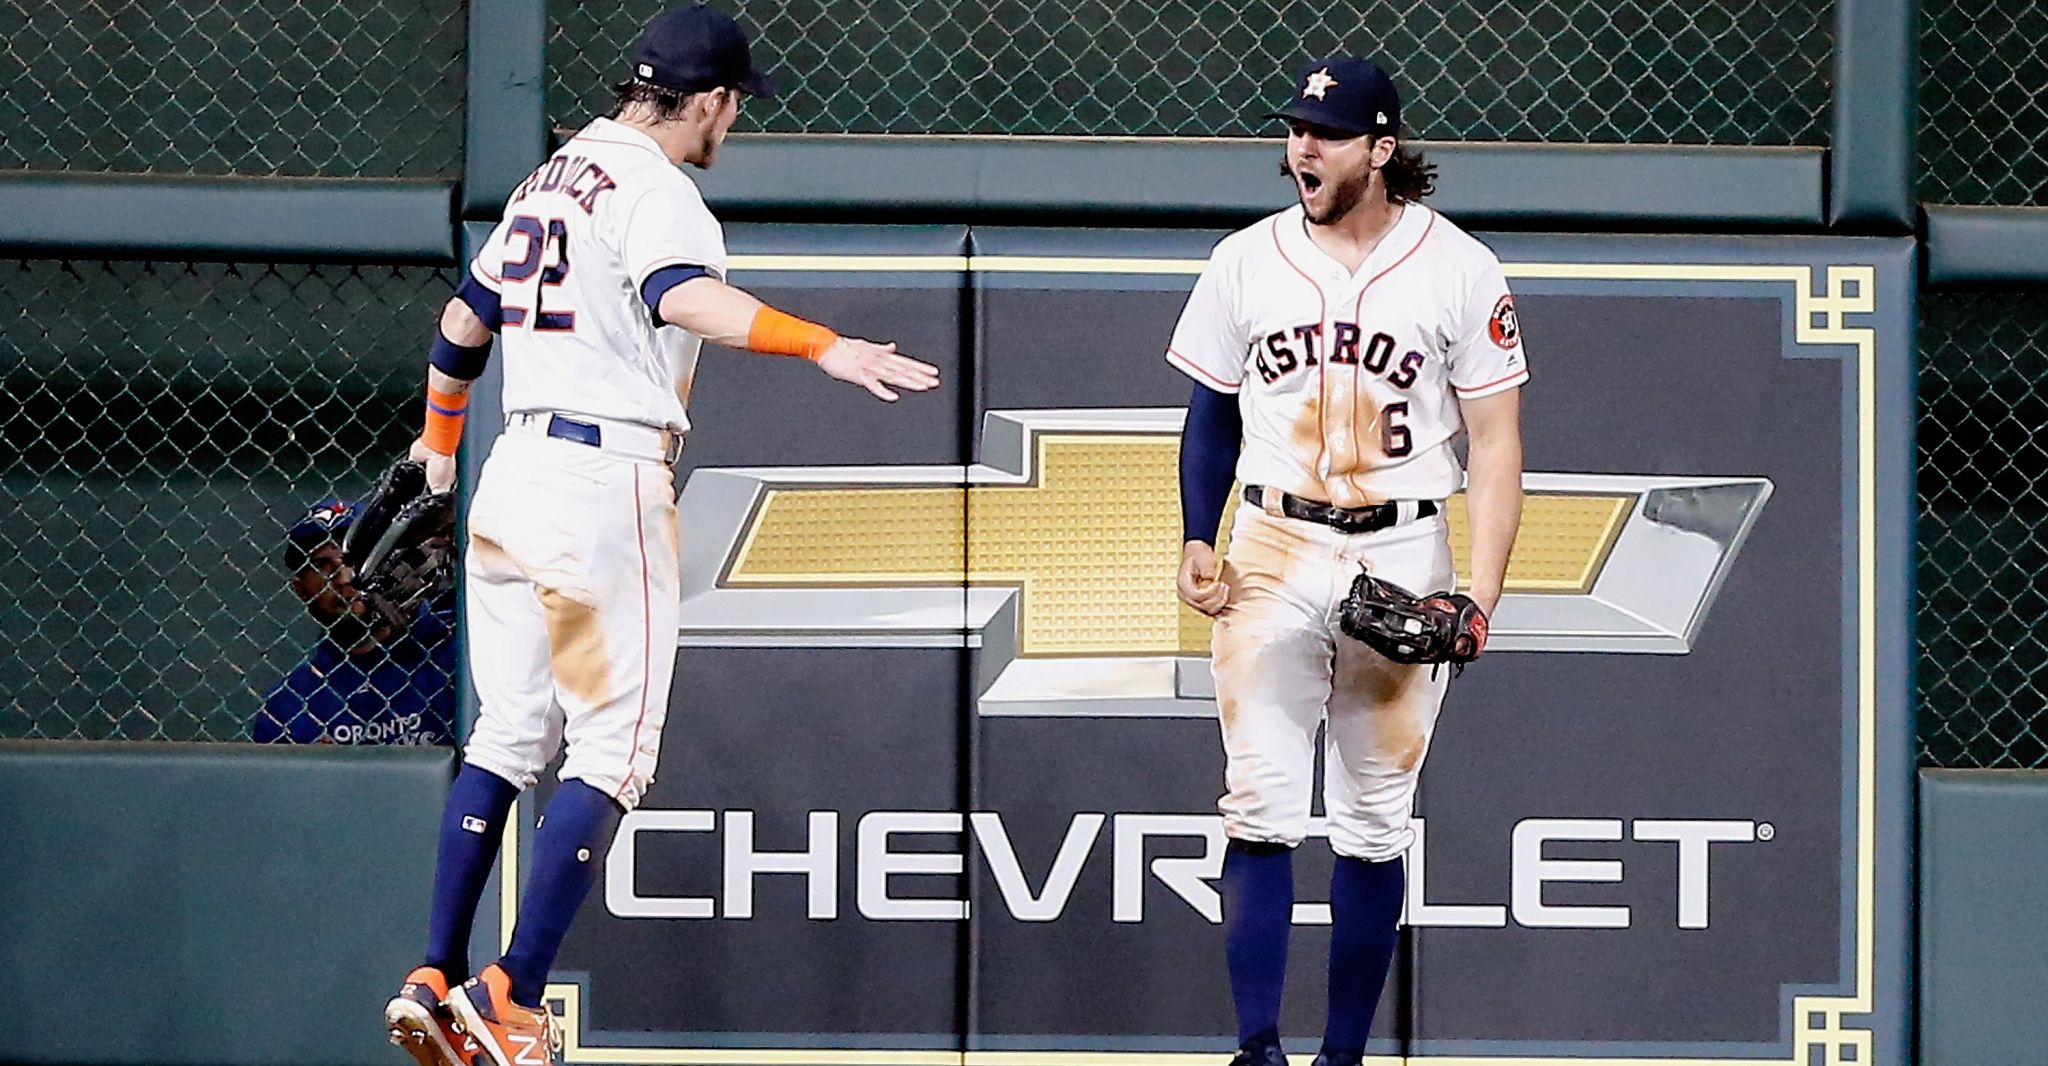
xmin=539 ymin=587 xmax=611 ymax=710
xmin=1335 ymin=645 xmax=1432 ymax=773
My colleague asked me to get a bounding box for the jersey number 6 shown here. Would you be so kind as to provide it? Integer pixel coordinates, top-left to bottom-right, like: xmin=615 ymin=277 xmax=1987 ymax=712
xmin=1381 ymin=401 xmax=1412 ymax=457
xmin=501 ymin=214 xmax=574 ymax=332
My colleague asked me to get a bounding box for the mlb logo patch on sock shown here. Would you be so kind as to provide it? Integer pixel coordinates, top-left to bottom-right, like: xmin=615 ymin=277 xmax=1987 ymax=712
xmin=462 ymin=815 xmax=488 ymax=834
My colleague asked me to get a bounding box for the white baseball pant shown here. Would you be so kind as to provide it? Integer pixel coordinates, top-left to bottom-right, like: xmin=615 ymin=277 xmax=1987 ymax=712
xmin=1210 ymin=501 xmax=1456 ymax=861
xmin=459 ymin=420 xmax=681 ymax=811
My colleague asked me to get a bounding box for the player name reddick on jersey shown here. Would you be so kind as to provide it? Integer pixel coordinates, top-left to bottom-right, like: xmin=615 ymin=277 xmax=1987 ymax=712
xmin=471 ymin=116 xmax=729 ymax=435
xmin=1167 ymin=203 xmax=1528 ymax=507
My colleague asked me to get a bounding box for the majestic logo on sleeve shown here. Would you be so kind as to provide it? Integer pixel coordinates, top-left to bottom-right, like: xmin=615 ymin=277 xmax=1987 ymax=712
xmin=672 ymin=409 xmax=1772 ymax=717
xmin=1489 ymin=294 xmax=1521 ymax=349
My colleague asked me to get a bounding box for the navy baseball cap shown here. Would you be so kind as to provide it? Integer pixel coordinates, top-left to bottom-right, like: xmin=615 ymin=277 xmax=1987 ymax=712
xmin=1263 ymin=55 xmax=1401 ymax=138
xmin=629 ymin=5 xmax=775 ymax=98
xmin=284 ymin=498 xmax=357 ymax=570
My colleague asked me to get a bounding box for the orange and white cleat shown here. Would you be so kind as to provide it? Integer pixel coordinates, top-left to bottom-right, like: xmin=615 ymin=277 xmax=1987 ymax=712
xmin=384 ymin=966 xmax=476 ymax=1066
xmin=444 ymin=963 xmax=563 ymax=1066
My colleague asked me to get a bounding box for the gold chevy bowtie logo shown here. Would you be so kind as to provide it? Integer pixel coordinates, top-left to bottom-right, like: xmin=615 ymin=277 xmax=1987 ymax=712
xmin=676 ymin=409 xmax=1771 ymax=715
xmin=725 ymin=431 xmax=1633 ymax=658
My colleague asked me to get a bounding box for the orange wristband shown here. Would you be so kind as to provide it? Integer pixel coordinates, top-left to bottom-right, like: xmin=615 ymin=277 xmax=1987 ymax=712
xmin=747 ymin=306 xmax=839 ymax=361
xmin=423 ymin=385 xmax=468 ymax=455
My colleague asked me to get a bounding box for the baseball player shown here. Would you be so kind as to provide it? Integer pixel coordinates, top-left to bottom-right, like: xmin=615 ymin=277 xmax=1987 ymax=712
xmin=379 ymin=7 xmax=940 ymax=1066
xmin=253 ymin=498 xmax=457 ymax=746
xmin=1168 ymin=55 xmax=1527 ymax=1066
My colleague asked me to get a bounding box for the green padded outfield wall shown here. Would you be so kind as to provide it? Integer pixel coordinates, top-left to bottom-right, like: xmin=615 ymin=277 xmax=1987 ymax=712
xmin=0 ymin=742 xmax=451 ymax=1066
xmin=1918 ymin=770 xmax=2048 ymax=1064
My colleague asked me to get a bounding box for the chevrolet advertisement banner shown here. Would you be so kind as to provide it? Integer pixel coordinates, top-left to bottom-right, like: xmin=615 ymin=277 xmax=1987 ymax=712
xmin=476 ymin=226 xmax=1912 ymax=1066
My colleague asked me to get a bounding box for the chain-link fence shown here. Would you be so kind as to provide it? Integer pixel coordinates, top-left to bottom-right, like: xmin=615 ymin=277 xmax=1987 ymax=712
xmin=547 ymin=0 xmax=1832 ymax=143
xmin=0 ymin=260 xmax=457 ymax=743
xmin=1918 ymin=292 xmax=2048 ymax=768
xmin=1920 ymin=0 xmax=2048 ymax=206
xmin=2 ymin=0 xmax=466 ymax=177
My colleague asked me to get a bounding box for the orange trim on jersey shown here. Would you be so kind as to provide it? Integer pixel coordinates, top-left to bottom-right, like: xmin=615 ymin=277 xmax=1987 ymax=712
xmin=1270 ymin=215 xmax=1332 ymax=492
xmin=471 ymin=260 xmax=502 ymax=286
xmin=1167 ymin=348 xmax=1241 ymax=393
xmin=1269 ymin=214 xmax=1331 ymax=305
xmin=1345 ymin=207 xmax=1439 ymax=492
xmin=617 ymin=466 xmax=654 ymax=806
xmin=1357 ymin=207 xmax=1438 ymax=305
xmin=1455 ymin=368 xmax=1530 ymax=396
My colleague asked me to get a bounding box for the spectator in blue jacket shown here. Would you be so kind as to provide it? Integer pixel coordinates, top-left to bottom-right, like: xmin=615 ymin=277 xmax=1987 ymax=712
xmin=253 ymin=498 xmax=457 ymax=745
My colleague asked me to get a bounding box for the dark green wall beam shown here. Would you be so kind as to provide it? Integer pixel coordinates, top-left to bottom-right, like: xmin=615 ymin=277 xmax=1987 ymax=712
xmin=0 ymin=741 xmax=451 ymax=1066
xmin=1830 ymin=0 xmax=1917 ymax=231
xmin=0 ymin=173 xmax=457 ymax=264
xmin=1920 ymin=770 xmax=2048 ymax=1063
xmin=463 ymin=0 xmax=550 ymax=219
xmin=1923 ymin=205 xmax=2048 ymax=285
xmin=691 ymin=136 xmax=1825 ymax=229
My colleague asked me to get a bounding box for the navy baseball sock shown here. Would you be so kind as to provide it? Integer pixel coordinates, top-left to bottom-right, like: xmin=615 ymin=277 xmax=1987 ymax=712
xmin=1322 ymin=855 xmax=1405 ymax=1059
xmin=423 ymin=764 xmax=520 ymax=981
xmin=499 ymin=779 xmax=624 ymax=1008
xmin=1222 ymin=839 xmax=1295 ymax=1051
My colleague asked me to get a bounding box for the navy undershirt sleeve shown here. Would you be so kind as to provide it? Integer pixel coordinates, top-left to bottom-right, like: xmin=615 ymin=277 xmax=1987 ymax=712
xmin=428 ymin=274 xmax=503 ymax=380
xmin=640 ymin=264 xmax=713 ymax=327
xmin=1180 ymin=381 xmax=1243 ymax=545
xmin=453 ymin=273 xmax=503 ymax=331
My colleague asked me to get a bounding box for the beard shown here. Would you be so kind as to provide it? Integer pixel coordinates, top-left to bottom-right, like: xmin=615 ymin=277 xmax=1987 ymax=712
xmin=1280 ymin=158 xmax=1376 ymax=225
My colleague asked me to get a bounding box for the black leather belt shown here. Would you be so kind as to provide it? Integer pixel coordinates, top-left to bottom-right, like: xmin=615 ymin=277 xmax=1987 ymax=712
xmin=1243 ymin=484 xmax=1438 ymax=534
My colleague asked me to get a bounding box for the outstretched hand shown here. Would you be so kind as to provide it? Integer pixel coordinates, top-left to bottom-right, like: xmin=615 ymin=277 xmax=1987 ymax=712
xmin=816 ymin=338 xmax=940 ymax=401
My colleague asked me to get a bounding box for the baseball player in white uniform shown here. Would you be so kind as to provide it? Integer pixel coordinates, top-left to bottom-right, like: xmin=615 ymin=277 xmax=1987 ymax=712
xmin=379 ymin=8 xmax=939 ymax=1066
xmin=1168 ymin=55 xmax=1527 ymax=1066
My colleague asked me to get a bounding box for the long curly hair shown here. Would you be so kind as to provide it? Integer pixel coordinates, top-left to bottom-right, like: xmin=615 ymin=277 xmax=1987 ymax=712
xmin=1380 ymin=144 xmax=1437 ymax=203
xmin=611 ymin=78 xmax=701 ymax=122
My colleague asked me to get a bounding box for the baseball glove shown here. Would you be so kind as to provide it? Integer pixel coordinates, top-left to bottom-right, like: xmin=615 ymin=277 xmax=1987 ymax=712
xmin=343 ymin=460 xmax=457 ymax=629
xmin=1338 ymin=570 xmax=1489 ymax=668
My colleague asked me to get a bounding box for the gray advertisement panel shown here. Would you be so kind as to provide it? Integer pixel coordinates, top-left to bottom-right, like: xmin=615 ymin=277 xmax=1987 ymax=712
xmin=489 ymin=225 xmax=1911 ymax=1066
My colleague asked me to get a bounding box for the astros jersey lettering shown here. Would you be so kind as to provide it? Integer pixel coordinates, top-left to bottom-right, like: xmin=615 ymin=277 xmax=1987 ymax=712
xmin=469 ymin=116 xmax=727 ymax=433
xmin=1168 ymin=203 xmax=1526 ymax=508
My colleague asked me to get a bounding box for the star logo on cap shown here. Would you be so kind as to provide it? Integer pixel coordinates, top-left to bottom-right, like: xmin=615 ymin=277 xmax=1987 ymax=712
xmin=1303 ymin=67 xmax=1338 ymax=100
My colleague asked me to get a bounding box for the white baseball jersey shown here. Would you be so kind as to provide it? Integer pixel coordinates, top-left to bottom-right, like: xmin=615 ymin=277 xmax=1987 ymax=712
xmin=458 ymin=117 xmax=714 ymax=812
xmin=469 ymin=116 xmax=728 ymax=434
xmin=1167 ymin=203 xmax=1527 ymax=508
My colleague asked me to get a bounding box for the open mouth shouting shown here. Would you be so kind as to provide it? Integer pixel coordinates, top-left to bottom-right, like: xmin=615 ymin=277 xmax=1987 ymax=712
xmin=1296 ymin=167 xmax=1324 ymax=204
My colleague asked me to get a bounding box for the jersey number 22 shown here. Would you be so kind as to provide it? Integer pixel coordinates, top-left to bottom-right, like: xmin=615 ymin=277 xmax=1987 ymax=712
xmin=502 ymin=215 xmax=574 ymax=332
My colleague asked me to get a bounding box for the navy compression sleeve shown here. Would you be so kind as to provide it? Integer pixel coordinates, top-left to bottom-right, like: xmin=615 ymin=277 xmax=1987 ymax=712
xmin=453 ymin=273 xmax=503 ymax=331
xmin=429 ymin=273 xmax=502 ymax=380
xmin=640 ymin=264 xmax=713 ymax=327
xmin=1180 ymin=382 xmax=1242 ymax=545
